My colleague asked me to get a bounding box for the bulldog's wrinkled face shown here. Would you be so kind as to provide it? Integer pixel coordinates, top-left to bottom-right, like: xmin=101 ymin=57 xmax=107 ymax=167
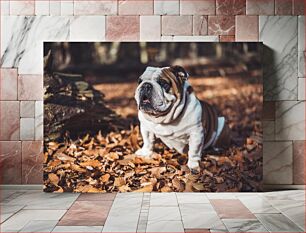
xmin=135 ymin=66 xmax=188 ymax=117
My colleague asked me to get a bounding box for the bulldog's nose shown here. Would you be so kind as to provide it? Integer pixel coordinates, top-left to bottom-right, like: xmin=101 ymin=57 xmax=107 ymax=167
xmin=142 ymin=83 xmax=153 ymax=92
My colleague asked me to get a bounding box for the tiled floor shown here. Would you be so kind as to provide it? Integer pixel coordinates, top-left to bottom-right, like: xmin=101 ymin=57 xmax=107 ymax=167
xmin=0 ymin=188 xmax=304 ymax=232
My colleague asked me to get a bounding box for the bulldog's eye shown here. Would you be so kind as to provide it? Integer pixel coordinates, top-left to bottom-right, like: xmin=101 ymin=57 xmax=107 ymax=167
xmin=158 ymin=79 xmax=171 ymax=92
xmin=138 ymin=78 xmax=142 ymax=84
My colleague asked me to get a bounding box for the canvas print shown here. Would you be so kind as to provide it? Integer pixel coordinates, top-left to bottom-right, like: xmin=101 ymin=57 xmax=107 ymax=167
xmin=43 ymin=42 xmax=263 ymax=192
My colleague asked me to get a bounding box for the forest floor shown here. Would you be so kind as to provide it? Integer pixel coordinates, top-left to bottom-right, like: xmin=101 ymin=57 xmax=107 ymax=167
xmin=44 ymin=75 xmax=263 ymax=192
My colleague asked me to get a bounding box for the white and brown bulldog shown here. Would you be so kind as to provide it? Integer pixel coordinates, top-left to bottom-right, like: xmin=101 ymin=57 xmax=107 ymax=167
xmin=134 ymin=66 xmax=231 ymax=171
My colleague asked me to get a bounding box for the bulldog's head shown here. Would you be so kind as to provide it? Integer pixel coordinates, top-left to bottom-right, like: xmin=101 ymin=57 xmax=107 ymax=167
xmin=135 ymin=66 xmax=189 ymax=123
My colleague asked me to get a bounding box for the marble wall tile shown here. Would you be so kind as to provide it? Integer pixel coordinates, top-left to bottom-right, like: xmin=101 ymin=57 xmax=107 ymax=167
xmin=106 ymin=16 xmax=139 ymax=41
xmin=61 ymin=1 xmax=74 ymax=16
xmin=21 ymin=141 xmax=43 ymax=184
xmin=18 ymin=75 xmax=43 ymax=100
xmin=20 ymin=118 xmax=35 ymax=140
xmin=119 ymin=0 xmax=153 ymax=15
xmin=10 ymin=1 xmax=35 ymax=15
xmin=0 ymin=68 xmax=18 ymax=100
xmin=246 ymin=0 xmax=274 ymax=15
xmin=208 ymin=16 xmax=235 ymax=35
xmin=0 ymin=101 xmax=20 ymax=140
xmin=275 ymin=101 xmax=305 ymax=140
xmin=1 ymin=0 xmax=10 ymax=15
xmin=236 ymin=15 xmax=258 ymax=41
xmin=222 ymin=219 xmax=268 ymax=232
xmin=293 ymin=140 xmax=305 ymax=184
xmin=140 ymin=16 xmax=161 ymax=41
xmin=263 ymin=101 xmax=275 ymax=120
xmin=219 ymin=35 xmax=235 ymax=42
xmin=1 ymin=209 xmax=66 ymax=232
xmin=298 ymin=16 xmax=305 ymax=78
xmin=0 ymin=141 xmax=22 ymax=184
xmin=154 ymin=0 xmax=179 ymax=15
xmin=35 ymin=1 xmax=50 ymax=15
xmin=275 ymin=0 xmax=293 ymax=15
xmin=147 ymin=221 xmax=184 ymax=233
xmin=162 ymin=16 xmax=192 ymax=36
xmin=20 ymin=220 xmax=58 ymax=232
xmin=255 ymin=214 xmax=303 ymax=232
xmin=298 ymin=78 xmax=305 ymax=100
xmin=50 ymin=1 xmax=61 ymax=16
xmin=193 ymin=16 xmax=208 ymax=35
xmin=216 ymin=0 xmax=246 ymax=15
xmin=263 ymin=141 xmax=293 ymax=184
xmin=74 ymin=1 xmax=117 ymax=15
xmin=180 ymin=0 xmax=216 ymax=15
xmin=293 ymin=0 xmax=305 ymax=15
xmin=263 ymin=121 xmax=275 ymax=141
xmin=20 ymin=101 xmax=35 ymax=118
xmin=35 ymin=101 xmax=43 ymax=140
xmin=70 ymin=16 xmax=106 ymax=41
xmin=260 ymin=16 xmax=298 ymax=100
xmin=1 ymin=16 xmax=70 ymax=74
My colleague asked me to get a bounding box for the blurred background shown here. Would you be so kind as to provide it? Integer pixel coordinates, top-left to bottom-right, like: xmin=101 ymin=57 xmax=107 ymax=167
xmin=44 ymin=42 xmax=262 ymax=146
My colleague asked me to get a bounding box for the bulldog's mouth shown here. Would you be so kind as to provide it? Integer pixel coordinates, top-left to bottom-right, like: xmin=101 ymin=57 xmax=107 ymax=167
xmin=141 ymin=95 xmax=151 ymax=104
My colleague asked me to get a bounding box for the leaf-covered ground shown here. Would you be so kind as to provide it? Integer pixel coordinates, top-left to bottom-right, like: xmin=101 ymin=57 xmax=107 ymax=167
xmin=44 ymin=76 xmax=263 ymax=192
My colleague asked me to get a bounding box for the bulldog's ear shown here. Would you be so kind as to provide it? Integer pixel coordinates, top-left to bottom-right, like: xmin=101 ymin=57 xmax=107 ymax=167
xmin=170 ymin=65 xmax=189 ymax=81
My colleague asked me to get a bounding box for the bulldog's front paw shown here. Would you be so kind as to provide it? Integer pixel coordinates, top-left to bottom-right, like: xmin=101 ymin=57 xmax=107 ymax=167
xmin=187 ymin=159 xmax=200 ymax=173
xmin=135 ymin=148 xmax=153 ymax=157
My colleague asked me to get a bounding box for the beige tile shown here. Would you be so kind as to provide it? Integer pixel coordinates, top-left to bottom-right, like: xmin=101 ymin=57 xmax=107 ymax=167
xmin=10 ymin=0 xmax=34 ymax=15
xmin=74 ymin=1 xmax=117 ymax=15
xmin=236 ymin=16 xmax=259 ymax=41
xmin=18 ymin=75 xmax=43 ymax=100
xmin=119 ymin=0 xmax=153 ymax=15
xmin=263 ymin=141 xmax=293 ymax=184
xmin=106 ymin=16 xmax=140 ymax=41
xmin=70 ymin=16 xmax=106 ymax=41
xmin=180 ymin=0 xmax=215 ymax=15
xmin=275 ymin=101 xmax=305 ymax=140
xmin=298 ymin=78 xmax=305 ymax=100
xmin=0 ymin=101 xmax=20 ymax=140
xmin=193 ymin=16 xmax=208 ymax=35
xmin=0 ymin=69 xmax=18 ymax=100
xmin=20 ymin=118 xmax=35 ymax=140
xmin=263 ymin=121 xmax=275 ymax=141
xmin=154 ymin=0 xmax=179 ymax=15
xmin=20 ymin=101 xmax=35 ymax=118
xmin=162 ymin=16 xmax=192 ymax=36
xmin=140 ymin=16 xmax=161 ymax=41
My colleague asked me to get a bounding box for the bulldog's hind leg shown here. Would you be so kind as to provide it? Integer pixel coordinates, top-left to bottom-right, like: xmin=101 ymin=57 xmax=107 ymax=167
xmin=135 ymin=125 xmax=155 ymax=157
